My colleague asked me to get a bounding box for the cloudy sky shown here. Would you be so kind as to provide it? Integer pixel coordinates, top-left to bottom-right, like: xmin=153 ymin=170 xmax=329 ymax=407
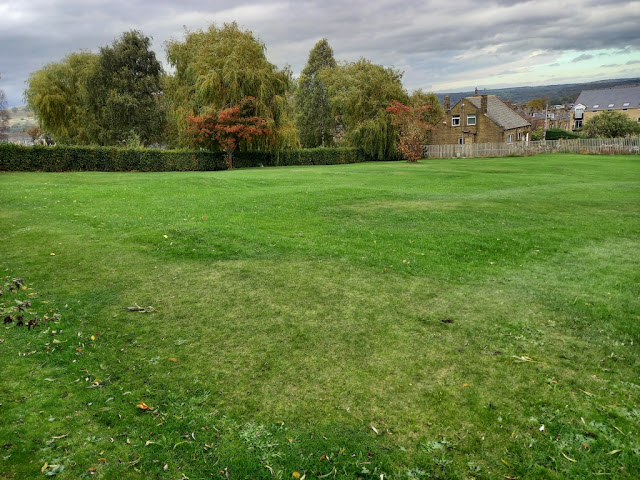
xmin=1 ymin=0 xmax=639 ymax=106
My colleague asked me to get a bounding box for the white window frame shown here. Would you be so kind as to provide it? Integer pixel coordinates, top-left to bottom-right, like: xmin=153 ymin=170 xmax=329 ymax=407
xmin=451 ymin=115 xmax=460 ymax=126
xmin=457 ymin=137 xmax=463 ymax=145
xmin=507 ymin=134 xmax=513 ymax=144
xmin=466 ymin=114 xmax=476 ymax=126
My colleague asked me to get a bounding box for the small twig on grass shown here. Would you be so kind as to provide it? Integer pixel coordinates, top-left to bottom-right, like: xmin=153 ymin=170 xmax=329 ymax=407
xmin=511 ymin=355 xmax=546 ymax=365
xmin=126 ymin=303 xmax=157 ymax=313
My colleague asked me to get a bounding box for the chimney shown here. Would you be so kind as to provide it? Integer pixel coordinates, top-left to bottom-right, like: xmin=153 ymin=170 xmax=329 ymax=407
xmin=481 ymin=94 xmax=488 ymax=114
xmin=444 ymin=96 xmax=450 ymax=112
xmin=474 ymin=87 xmax=478 ymax=96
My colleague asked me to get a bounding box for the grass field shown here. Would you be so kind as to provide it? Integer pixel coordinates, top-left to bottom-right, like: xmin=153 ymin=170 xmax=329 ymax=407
xmin=1 ymin=153 xmax=639 ymax=479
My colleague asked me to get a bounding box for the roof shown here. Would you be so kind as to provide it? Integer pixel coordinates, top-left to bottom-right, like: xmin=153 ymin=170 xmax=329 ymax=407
xmin=464 ymin=95 xmax=530 ymax=129
xmin=574 ymin=85 xmax=640 ymax=112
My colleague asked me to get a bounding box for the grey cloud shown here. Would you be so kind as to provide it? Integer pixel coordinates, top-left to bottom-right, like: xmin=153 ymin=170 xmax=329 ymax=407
xmin=1 ymin=0 xmax=640 ymax=106
xmin=572 ymin=54 xmax=594 ymax=63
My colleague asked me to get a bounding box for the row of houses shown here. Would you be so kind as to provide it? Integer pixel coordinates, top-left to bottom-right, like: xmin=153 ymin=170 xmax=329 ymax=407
xmin=430 ymin=85 xmax=640 ymax=146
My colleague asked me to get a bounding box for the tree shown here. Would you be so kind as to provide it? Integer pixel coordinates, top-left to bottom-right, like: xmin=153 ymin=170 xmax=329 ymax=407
xmin=409 ymin=90 xmax=444 ymax=127
xmin=295 ymin=39 xmax=336 ymax=147
xmin=89 ymin=30 xmax=165 ymax=145
xmin=186 ymin=96 xmax=270 ymax=169
xmin=0 ymin=75 xmax=8 ymax=141
xmin=25 ymin=52 xmax=100 ymax=144
xmin=25 ymin=125 xmax=43 ymax=141
xmin=581 ymin=111 xmax=640 ymax=138
xmin=386 ymin=100 xmax=434 ymax=162
xmin=525 ymin=97 xmax=547 ymax=112
xmin=320 ymin=58 xmax=408 ymax=160
xmin=164 ymin=22 xmax=295 ymax=151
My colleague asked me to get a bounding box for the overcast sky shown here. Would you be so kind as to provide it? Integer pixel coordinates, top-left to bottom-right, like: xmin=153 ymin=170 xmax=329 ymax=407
xmin=1 ymin=0 xmax=639 ymax=106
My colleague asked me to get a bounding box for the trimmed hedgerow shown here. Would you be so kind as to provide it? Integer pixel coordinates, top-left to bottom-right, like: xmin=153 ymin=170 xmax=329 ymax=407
xmin=0 ymin=144 xmax=370 ymax=172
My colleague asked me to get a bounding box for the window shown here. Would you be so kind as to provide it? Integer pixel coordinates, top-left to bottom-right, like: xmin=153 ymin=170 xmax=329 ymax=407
xmin=517 ymin=131 xmax=522 ymax=140
xmin=608 ymin=103 xmax=614 ymax=108
xmin=458 ymin=137 xmax=463 ymax=145
xmin=623 ymin=102 xmax=630 ymax=107
xmin=593 ymin=104 xmax=599 ymax=108
xmin=507 ymin=134 xmax=513 ymax=143
xmin=574 ymin=119 xmax=583 ymax=129
xmin=451 ymin=115 xmax=460 ymax=126
xmin=466 ymin=114 xmax=476 ymax=126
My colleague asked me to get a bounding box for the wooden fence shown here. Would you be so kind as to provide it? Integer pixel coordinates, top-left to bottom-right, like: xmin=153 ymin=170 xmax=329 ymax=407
xmin=424 ymin=137 xmax=640 ymax=159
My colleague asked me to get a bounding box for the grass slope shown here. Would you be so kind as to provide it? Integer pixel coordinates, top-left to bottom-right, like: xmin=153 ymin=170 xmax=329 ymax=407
xmin=1 ymin=154 xmax=639 ymax=479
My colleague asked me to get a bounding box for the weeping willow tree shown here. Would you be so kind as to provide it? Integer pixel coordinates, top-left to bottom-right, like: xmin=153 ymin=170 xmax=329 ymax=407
xmin=25 ymin=52 xmax=101 ymax=144
xmin=320 ymin=58 xmax=408 ymax=160
xmin=164 ymin=22 xmax=297 ymax=151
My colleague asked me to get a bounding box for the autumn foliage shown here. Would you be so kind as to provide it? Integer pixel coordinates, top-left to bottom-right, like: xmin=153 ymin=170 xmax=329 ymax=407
xmin=386 ymin=100 xmax=434 ymax=162
xmin=186 ymin=96 xmax=270 ymax=168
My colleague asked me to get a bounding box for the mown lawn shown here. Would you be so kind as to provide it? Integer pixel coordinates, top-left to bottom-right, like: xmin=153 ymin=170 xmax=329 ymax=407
xmin=1 ymin=153 xmax=639 ymax=479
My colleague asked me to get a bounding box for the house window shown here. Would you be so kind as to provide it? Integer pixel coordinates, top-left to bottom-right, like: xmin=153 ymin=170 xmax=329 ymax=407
xmin=507 ymin=134 xmax=513 ymax=143
xmin=593 ymin=104 xmax=599 ymax=108
xmin=467 ymin=114 xmax=476 ymax=126
xmin=517 ymin=131 xmax=522 ymax=140
xmin=574 ymin=119 xmax=583 ymax=129
xmin=623 ymin=102 xmax=630 ymax=107
xmin=451 ymin=115 xmax=460 ymax=126
xmin=457 ymin=137 xmax=463 ymax=145
xmin=608 ymin=104 xmax=614 ymax=108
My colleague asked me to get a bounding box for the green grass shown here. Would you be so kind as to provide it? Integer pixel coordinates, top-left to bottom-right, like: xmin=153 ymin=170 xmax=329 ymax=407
xmin=1 ymin=153 xmax=639 ymax=479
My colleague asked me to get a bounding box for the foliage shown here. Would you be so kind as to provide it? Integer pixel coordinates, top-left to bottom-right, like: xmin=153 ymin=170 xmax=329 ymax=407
xmin=25 ymin=31 xmax=164 ymax=146
xmin=321 ymin=58 xmax=408 ymax=160
xmin=544 ymin=128 xmax=581 ymax=140
xmin=186 ymin=96 xmax=270 ymax=168
xmin=164 ymin=22 xmax=295 ymax=152
xmin=525 ymin=97 xmax=548 ymax=111
xmin=25 ymin=125 xmax=43 ymax=141
xmin=581 ymin=110 xmax=640 ymax=138
xmin=0 ymin=142 xmax=366 ymax=172
xmin=409 ymin=89 xmax=444 ymax=127
xmin=0 ymin=74 xmax=8 ymax=141
xmin=89 ymin=30 xmax=165 ymax=146
xmin=530 ymin=127 xmax=543 ymax=141
xmin=294 ymin=39 xmax=337 ymax=147
xmin=24 ymin=52 xmax=100 ymax=144
xmin=386 ymin=100 xmax=434 ymax=162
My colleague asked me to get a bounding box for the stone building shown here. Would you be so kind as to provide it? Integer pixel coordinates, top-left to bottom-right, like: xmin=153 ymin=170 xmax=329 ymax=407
xmin=571 ymin=85 xmax=640 ymax=131
xmin=431 ymin=94 xmax=531 ymax=145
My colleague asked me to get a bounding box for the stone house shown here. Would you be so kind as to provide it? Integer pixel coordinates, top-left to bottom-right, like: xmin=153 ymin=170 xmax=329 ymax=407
xmin=430 ymin=94 xmax=531 ymax=145
xmin=571 ymin=85 xmax=640 ymax=131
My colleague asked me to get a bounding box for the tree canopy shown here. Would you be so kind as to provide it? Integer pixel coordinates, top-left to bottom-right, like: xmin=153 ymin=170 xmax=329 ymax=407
xmin=25 ymin=31 xmax=164 ymax=146
xmin=295 ymin=39 xmax=337 ymax=147
xmin=581 ymin=111 xmax=640 ymax=138
xmin=164 ymin=22 xmax=296 ymax=151
xmin=25 ymin=52 xmax=100 ymax=144
xmin=321 ymin=58 xmax=408 ymax=160
xmin=89 ymin=30 xmax=165 ymax=146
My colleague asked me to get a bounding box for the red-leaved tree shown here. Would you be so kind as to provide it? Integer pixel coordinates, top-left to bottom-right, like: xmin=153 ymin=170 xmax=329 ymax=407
xmin=186 ymin=96 xmax=270 ymax=169
xmin=386 ymin=100 xmax=434 ymax=162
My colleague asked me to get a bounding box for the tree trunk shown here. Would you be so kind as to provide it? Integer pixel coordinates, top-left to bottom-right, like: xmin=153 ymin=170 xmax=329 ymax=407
xmin=225 ymin=149 xmax=234 ymax=169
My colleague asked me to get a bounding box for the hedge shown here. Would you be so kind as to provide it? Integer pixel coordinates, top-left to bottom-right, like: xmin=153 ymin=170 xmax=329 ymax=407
xmin=0 ymin=144 xmax=369 ymax=172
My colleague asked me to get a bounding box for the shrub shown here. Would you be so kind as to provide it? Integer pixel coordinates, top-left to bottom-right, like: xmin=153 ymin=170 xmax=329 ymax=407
xmin=545 ymin=128 xmax=581 ymax=140
xmin=0 ymin=144 xmax=370 ymax=172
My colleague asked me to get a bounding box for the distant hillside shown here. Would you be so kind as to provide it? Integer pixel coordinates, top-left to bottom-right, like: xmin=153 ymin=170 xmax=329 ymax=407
xmin=436 ymin=77 xmax=640 ymax=106
xmin=6 ymin=105 xmax=37 ymax=133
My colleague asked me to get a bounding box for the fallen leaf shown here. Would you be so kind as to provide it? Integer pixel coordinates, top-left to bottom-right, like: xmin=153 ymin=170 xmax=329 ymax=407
xmin=164 ymin=463 xmax=168 ymax=471
xmin=608 ymin=449 xmax=621 ymax=455
xmin=292 ymin=472 xmax=301 ymax=479
xmin=50 ymin=253 xmax=56 ymax=256
xmin=168 ymin=358 xmax=178 ymax=362
xmin=41 ymin=462 xmax=49 ymax=473
xmin=136 ymin=402 xmax=153 ymax=411
xmin=370 ymin=425 xmax=379 ymax=435
xmin=560 ymin=452 xmax=576 ymax=462
xmin=98 ymin=458 xmax=107 ymax=463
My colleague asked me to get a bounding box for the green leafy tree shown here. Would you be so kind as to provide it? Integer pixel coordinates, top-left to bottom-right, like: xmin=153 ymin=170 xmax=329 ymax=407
xmin=525 ymin=97 xmax=548 ymax=112
xmin=89 ymin=30 xmax=165 ymax=146
xmin=25 ymin=52 xmax=100 ymax=144
xmin=409 ymin=89 xmax=444 ymax=127
xmin=321 ymin=58 xmax=408 ymax=160
xmin=295 ymin=39 xmax=336 ymax=147
xmin=0 ymin=75 xmax=9 ymax=141
xmin=581 ymin=111 xmax=640 ymax=138
xmin=164 ymin=22 xmax=296 ymax=151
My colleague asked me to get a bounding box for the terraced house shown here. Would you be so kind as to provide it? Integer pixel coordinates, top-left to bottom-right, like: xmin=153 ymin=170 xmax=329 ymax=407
xmin=431 ymin=94 xmax=531 ymax=145
xmin=571 ymin=85 xmax=640 ymax=131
